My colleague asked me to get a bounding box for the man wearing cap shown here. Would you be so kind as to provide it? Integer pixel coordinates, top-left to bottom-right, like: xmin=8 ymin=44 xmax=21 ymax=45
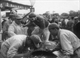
xmin=0 ymin=34 xmax=42 ymax=58
xmin=8 ymin=15 xmax=28 ymax=37
xmin=48 ymin=23 xmax=80 ymax=58
xmin=32 ymin=15 xmax=50 ymax=42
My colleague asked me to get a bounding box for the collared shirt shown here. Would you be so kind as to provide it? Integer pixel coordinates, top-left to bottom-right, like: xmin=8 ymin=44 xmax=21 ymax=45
xmin=59 ymin=29 xmax=80 ymax=54
xmin=8 ymin=21 xmax=28 ymax=37
xmin=1 ymin=35 xmax=27 ymax=58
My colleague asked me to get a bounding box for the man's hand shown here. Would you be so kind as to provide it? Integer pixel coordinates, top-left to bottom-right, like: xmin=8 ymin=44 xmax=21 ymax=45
xmin=43 ymin=41 xmax=57 ymax=50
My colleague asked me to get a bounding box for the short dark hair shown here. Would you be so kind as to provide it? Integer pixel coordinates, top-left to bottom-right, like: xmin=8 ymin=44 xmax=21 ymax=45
xmin=48 ymin=23 xmax=59 ymax=30
xmin=34 ymin=16 xmax=49 ymax=29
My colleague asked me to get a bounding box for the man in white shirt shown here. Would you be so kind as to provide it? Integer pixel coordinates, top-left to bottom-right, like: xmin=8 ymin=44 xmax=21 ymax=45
xmin=48 ymin=23 xmax=80 ymax=58
xmin=0 ymin=34 xmax=42 ymax=58
xmin=8 ymin=15 xmax=28 ymax=37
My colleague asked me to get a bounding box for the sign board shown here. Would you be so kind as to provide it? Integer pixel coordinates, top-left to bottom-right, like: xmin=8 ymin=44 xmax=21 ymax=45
xmin=0 ymin=1 xmax=31 ymax=11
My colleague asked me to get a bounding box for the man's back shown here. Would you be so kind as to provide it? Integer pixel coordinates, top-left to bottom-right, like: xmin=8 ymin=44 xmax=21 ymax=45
xmin=0 ymin=35 xmax=27 ymax=58
xmin=5 ymin=35 xmax=27 ymax=48
xmin=59 ymin=29 xmax=80 ymax=51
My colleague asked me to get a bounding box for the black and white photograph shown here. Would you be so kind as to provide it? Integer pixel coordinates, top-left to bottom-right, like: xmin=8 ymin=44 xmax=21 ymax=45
xmin=0 ymin=0 xmax=80 ymax=58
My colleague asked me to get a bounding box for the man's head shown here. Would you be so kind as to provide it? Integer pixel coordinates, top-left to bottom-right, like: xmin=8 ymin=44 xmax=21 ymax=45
xmin=48 ymin=23 xmax=59 ymax=36
xmin=8 ymin=16 xmax=13 ymax=23
xmin=26 ymin=35 xmax=42 ymax=49
xmin=28 ymin=13 xmax=36 ymax=21
xmin=33 ymin=15 xmax=49 ymax=29
xmin=14 ymin=15 xmax=22 ymax=25
xmin=74 ymin=17 xmax=79 ymax=22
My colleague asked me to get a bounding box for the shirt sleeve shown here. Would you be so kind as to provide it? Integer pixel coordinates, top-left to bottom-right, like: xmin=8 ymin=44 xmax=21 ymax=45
xmin=7 ymin=42 xmax=21 ymax=58
xmin=8 ymin=25 xmax=16 ymax=37
xmin=32 ymin=27 xmax=40 ymax=35
xmin=60 ymin=34 xmax=74 ymax=55
xmin=43 ymin=28 xmax=50 ymax=41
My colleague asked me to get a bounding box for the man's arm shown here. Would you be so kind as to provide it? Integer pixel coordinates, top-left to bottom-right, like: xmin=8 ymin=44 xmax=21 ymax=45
xmin=60 ymin=34 xmax=74 ymax=55
xmin=8 ymin=25 xmax=16 ymax=37
xmin=32 ymin=27 xmax=40 ymax=35
xmin=43 ymin=28 xmax=50 ymax=41
xmin=7 ymin=42 xmax=22 ymax=58
xmin=7 ymin=42 xmax=32 ymax=58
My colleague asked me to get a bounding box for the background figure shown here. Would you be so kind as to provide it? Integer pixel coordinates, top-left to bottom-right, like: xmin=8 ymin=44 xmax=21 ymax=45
xmin=8 ymin=14 xmax=28 ymax=37
xmin=2 ymin=16 xmax=13 ymax=41
xmin=66 ymin=18 xmax=74 ymax=31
